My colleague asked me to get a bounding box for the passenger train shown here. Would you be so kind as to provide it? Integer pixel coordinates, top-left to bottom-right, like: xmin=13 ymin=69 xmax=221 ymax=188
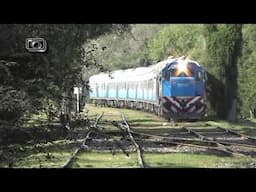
xmin=89 ymin=56 xmax=207 ymax=120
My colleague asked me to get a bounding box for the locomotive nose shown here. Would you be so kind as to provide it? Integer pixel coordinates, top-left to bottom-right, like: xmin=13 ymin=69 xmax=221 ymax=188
xmin=171 ymin=78 xmax=196 ymax=97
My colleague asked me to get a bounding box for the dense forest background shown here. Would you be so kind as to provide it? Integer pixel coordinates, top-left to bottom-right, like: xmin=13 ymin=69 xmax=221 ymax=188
xmin=0 ymin=24 xmax=255 ymax=124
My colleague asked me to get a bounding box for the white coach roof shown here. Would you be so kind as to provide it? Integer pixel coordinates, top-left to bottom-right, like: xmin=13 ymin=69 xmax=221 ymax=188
xmin=89 ymin=57 xmax=200 ymax=83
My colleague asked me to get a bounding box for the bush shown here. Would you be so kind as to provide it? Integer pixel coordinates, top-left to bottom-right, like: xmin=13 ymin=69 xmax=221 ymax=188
xmin=0 ymin=87 xmax=28 ymax=122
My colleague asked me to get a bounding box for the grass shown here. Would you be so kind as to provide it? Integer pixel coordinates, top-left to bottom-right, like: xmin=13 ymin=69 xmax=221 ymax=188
xmin=0 ymin=140 xmax=78 ymax=168
xmin=3 ymin=150 xmax=256 ymax=168
xmin=0 ymin=149 xmax=74 ymax=168
xmin=144 ymin=153 xmax=256 ymax=168
xmin=206 ymin=120 xmax=256 ymax=136
xmin=86 ymin=104 xmax=176 ymax=129
xmin=206 ymin=120 xmax=246 ymax=129
xmin=206 ymin=119 xmax=256 ymax=129
xmin=74 ymin=152 xmax=138 ymax=168
xmin=68 ymin=152 xmax=256 ymax=168
xmin=14 ymin=151 xmax=71 ymax=168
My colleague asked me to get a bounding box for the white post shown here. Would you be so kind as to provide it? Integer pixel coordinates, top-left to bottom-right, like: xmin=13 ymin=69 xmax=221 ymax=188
xmin=74 ymin=87 xmax=80 ymax=113
xmin=76 ymin=92 xmax=79 ymax=113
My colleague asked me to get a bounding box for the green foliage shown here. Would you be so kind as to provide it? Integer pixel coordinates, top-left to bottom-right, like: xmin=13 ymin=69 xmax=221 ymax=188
xmin=238 ymin=25 xmax=256 ymax=117
xmin=204 ymin=24 xmax=242 ymax=120
xmin=85 ymin=24 xmax=166 ymax=72
xmin=0 ymin=24 xmax=129 ymax=122
xmin=0 ymin=87 xmax=29 ymax=122
xmin=148 ymin=24 xmax=205 ymax=62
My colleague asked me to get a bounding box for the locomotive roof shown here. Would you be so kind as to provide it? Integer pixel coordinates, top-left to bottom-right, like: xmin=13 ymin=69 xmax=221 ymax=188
xmin=89 ymin=57 xmax=201 ymax=83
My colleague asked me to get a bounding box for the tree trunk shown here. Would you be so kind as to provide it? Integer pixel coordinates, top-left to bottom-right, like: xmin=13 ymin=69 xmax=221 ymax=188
xmin=227 ymin=98 xmax=237 ymax=122
xmin=249 ymin=108 xmax=256 ymax=119
xmin=60 ymin=89 xmax=72 ymax=130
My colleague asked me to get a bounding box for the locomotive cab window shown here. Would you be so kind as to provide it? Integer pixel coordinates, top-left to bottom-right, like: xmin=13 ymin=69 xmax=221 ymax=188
xmin=170 ymin=68 xmax=176 ymax=77
xmin=170 ymin=62 xmax=195 ymax=77
xmin=196 ymin=71 xmax=202 ymax=81
xmin=163 ymin=71 xmax=170 ymax=80
xmin=183 ymin=62 xmax=194 ymax=77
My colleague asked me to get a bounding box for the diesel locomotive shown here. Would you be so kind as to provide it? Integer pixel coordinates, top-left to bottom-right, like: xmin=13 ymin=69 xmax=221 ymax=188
xmin=89 ymin=56 xmax=207 ymax=120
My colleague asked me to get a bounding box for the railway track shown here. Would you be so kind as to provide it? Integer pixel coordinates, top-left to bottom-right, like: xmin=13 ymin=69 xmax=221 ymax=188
xmin=62 ymin=112 xmax=256 ymax=168
xmin=62 ymin=112 xmax=104 ymax=168
xmin=130 ymin=125 xmax=256 ymax=157
xmin=120 ymin=113 xmax=145 ymax=168
xmin=62 ymin=112 xmax=146 ymax=168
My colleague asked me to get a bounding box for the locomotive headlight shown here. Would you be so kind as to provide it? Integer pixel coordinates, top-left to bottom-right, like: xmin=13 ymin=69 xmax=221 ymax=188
xmin=178 ymin=60 xmax=188 ymax=72
xmin=175 ymin=60 xmax=189 ymax=76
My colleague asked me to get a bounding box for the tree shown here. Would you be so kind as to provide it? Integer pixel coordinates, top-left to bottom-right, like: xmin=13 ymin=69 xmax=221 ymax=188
xmin=204 ymin=24 xmax=242 ymax=120
xmin=85 ymin=24 xmax=166 ymax=72
xmin=0 ymin=24 xmax=129 ymax=123
xmin=238 ymin=24 xmax=256 ymax=118
xmin=148 ymin=24 xmax=205 ymax=62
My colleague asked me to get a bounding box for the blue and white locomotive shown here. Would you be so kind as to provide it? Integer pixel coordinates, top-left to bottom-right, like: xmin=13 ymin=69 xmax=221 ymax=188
xmin=89 ymin=56 xmax=207 ymax=120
